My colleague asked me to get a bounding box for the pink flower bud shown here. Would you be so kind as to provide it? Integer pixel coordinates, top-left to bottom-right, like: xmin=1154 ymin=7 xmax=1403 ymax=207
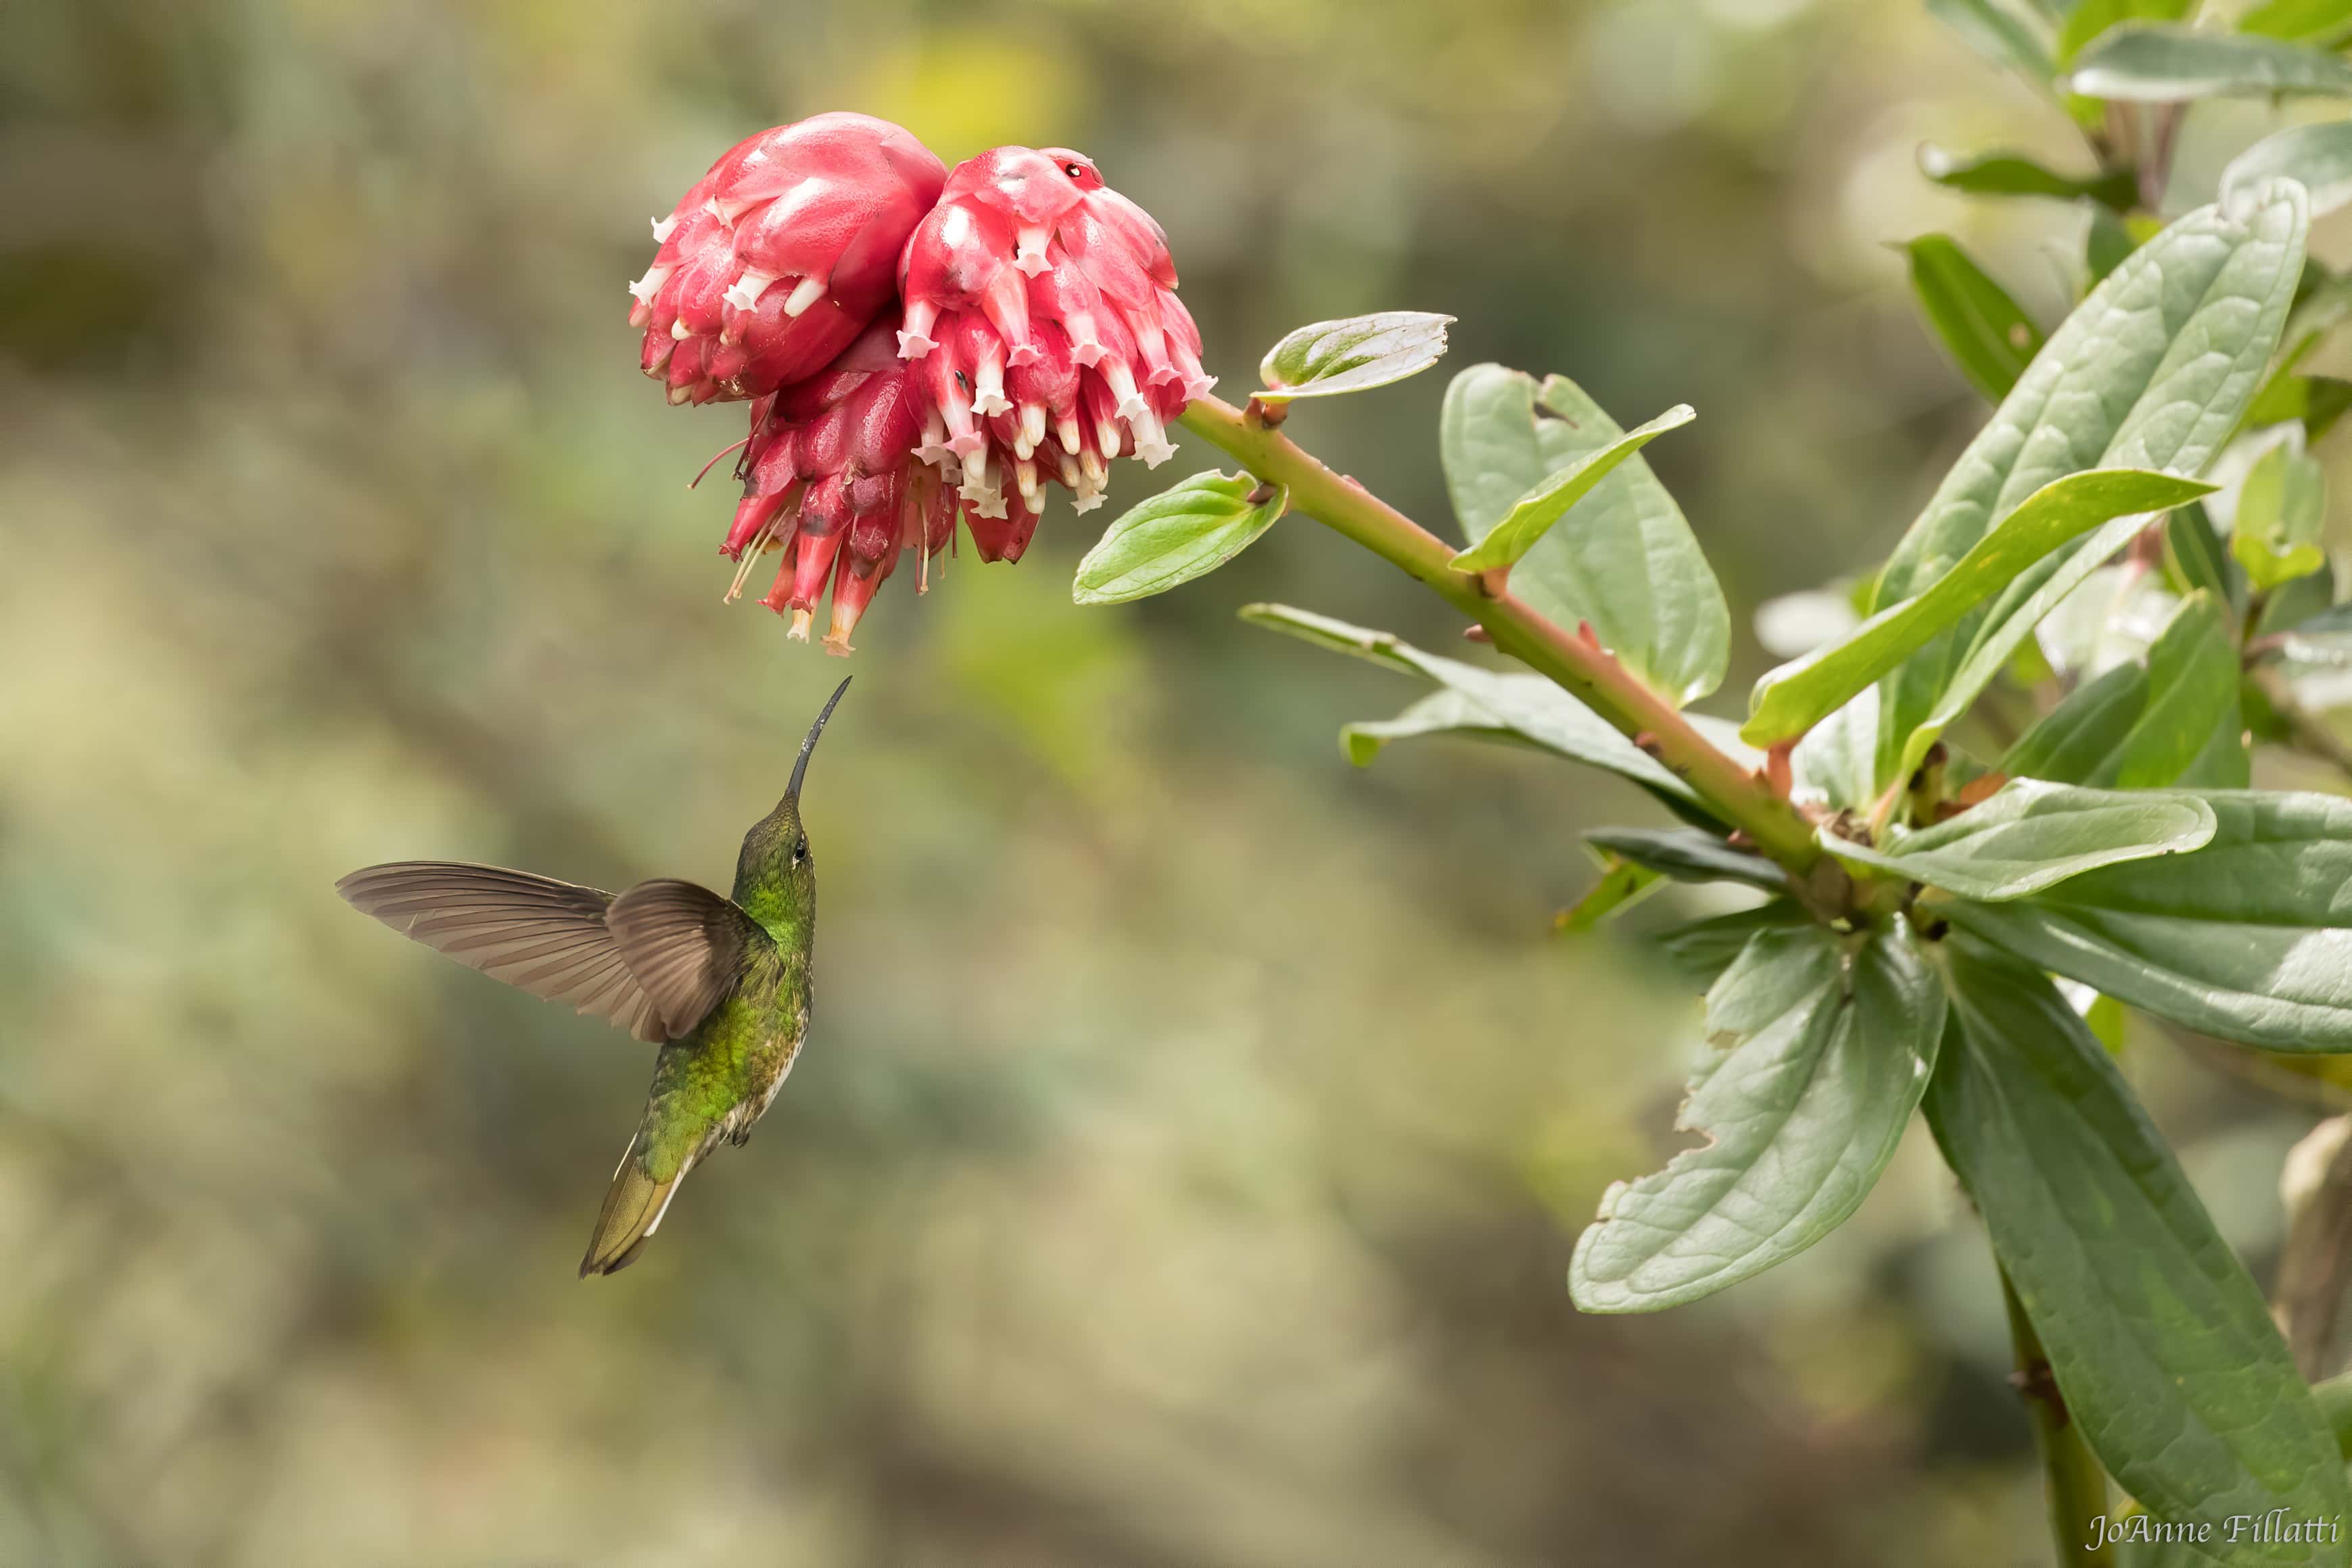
xmin=632 ymin=113 xmax=945 ymax=404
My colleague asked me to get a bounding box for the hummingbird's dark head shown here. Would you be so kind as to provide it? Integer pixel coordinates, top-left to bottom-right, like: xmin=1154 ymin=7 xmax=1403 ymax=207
xmin=738 ymin=675 xmax=849 ymax=905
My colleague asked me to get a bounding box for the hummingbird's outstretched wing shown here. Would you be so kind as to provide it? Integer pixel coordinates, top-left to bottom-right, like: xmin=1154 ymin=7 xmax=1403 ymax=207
xmin=335 ymin=861 xmax=668 ymax=1043
xmin=605 ymin=878 xmax=773 ymax=1039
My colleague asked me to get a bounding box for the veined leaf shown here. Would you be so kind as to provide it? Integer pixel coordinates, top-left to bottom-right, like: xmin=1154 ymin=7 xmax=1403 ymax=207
xmin=1946 ymin=790 xmax=2352 ymax=1050
xmin=1926 ymin=938 xmax=2351 ymax=1560
xmin=1820 ymin=780 xmax=2215 ymax=900
xmin=2226 ymin=122 xmax=2352 ymax=222
xmin=1872 ymin=183 xmax=2309 ymax=790
xmin=1916 ymin=145 xmax=2138 ymax=209
xmin=1257 ymin=311 xmax=1454 ymax=402
xmin=1742 ymin=469 xmax=2211 ymax=749
xmin=1902 ymin=237 xmax=2048 ymax=402
xmin=2002 ymin=590 xmax=2244 ymax=788
xmin=1240 ymin=603 xmax=1723 ymax=822
xmin=1582 ymin=826 xmax=1785 ymax=891
xmin=2069 ymin=23 xmax=2352 ymax=99
xmin=1072 ymin=471 xmax=1287 ymax=604
xmin=1570 ymin=923 xmax=1945 ymax=1313
xmin=1441 ymin=366 xmax=1728 ymax=705
xmin=1448 ymin=404 xmax=1695 ymax=575
xmin=1652 ymin=903 xmax=1812 ymax=989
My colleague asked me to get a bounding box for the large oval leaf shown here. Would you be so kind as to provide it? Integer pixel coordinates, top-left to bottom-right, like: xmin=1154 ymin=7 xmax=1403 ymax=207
xmin=1822 ymin=780 xmax=2215 ymax=901
xmin=1744 ymin=468 xmax=2211 ymax=749
xmin=1871 ymin=183 xmax=2309 ymax=790
xmin=1926 ymin=938 xmax=2351 ymax=1563
xmin=1570 ymin=922 xmax=1945 ymax=1313
xmin=1440 ymin=365 xmax=1728 ymax=706
xmin=1946 ymin=791 xmax=2352 ymax=1050
xmin=1072 ymin=471 xmax=1286 ymax=604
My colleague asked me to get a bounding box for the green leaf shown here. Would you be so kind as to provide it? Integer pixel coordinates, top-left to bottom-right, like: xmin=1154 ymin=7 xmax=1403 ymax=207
xmin=1925 ymin=937 xmax=2351 ymax=1558
xmin=1440 ymin=366 xmax=1729 ymax=705
xmin=1820 ymin=779 xmax=2215 ymax=900
xmin=2160 ymin=502 xmax=2234 ymax=604
xmin=2241 ymin=0 xmax=2352 ymax=46
xmin=1570 ymin=923 xmax=1945 ymax=1313
xmin=1241 ymin=603 xmax=1721 ymax=820
xmin=1872 ymin=183 xmax=2309 ymax=790
xmin=2002 ymin=591 xmax=2242 ymax=787
xmin=1916 ymin=145 xmax=2139 ymax=209
xmin=1789 ymin=689 xmax=1881 ymax=814
xmin=1256 ymin=311 xmax=1455 ymax=403
xmin=1929 ymin=0 xmax=2061 ymax=85
xmin=1742 ymin=469 xmax=2213 ymax=749
xmin=1072 ymin=471 xmax=1287 ymax=605
xmin=1582 ymin=827 xmax=1785 ymax=891
xmin=1447 ymin=404 xmax=1695 ymax=575
xmin=2226 ymin=122 xmax=2352 ymax=222
xmin=1902 ymin=237 xmax=2049 ymax=402
xmin=2233 ymin=442 xmax=2330 ymax=590
xmin=2068 ymin=23 xmax=2352 ymax=99
xmin=1557 ymin=854 xmax=1664 ymax=933
xmin=2087 ymin=201 xmax=2141 ymax=285
xmin=2244 ymin=374 xmax=2352 ymax=440
xmin=1946 ymin=790 xmax=2352 ymax=1050
xmin=1651 ymin=903 xmax=1811 ymax=989
xmin=2059 ymin=0 xmax=2196 ymax=66
xmin=2260 ymin=557 xmax=2338 ymax=637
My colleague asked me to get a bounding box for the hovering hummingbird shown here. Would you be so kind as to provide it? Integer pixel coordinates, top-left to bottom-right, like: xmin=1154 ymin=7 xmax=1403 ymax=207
xmin=337 ymin=677 xmax=851 ymax=1277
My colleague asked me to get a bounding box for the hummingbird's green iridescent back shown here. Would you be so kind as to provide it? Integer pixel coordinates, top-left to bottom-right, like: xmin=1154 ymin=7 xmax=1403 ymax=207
xmin=336 ymin=678 xmax=850 ymax=1278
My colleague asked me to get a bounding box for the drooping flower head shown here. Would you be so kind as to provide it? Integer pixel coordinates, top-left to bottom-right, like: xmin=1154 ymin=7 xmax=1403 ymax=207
xmin=630 ymin=113 xmax=946 ymax=405
xmin=895 ymin=147 xmax=1213 ymax=520
xmin=720 ymin=316 xmax=974 ymax=654
xmin=635 ymin=126 xmax=1212 ymax=652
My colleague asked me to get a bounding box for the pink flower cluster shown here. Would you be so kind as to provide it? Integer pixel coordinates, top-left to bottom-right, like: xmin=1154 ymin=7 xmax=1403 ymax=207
xmin=630 ymin=116 xmax=1212 ymax=652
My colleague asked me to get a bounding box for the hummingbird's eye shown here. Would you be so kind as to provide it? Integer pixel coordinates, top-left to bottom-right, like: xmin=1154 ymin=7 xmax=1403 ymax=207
xmin=791 ymin=838 xmax=808 ymax=864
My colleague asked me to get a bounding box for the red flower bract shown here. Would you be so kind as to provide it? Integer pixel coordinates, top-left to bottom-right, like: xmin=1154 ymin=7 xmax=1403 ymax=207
xmin=631 ymin=113 xmax=945 ymax=404
xmin=721 ymin=316 xmax=980 ymax=655
xmin=637 ymin=124 xmax=1212 ymax=652
xmin=896 ymin=147 xmax=1211 ymax=517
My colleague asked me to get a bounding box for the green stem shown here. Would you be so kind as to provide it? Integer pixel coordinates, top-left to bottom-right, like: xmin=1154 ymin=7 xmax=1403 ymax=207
xmin=2003 ymin=1270 xmax=2111 ymax=1567
xmin=1175 ymin=395 xmax=1827 ymax=875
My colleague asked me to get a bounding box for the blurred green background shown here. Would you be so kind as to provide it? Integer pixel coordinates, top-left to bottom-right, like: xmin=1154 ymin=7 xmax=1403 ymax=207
xmin=3 ymin=0 xmax=2342 ymax=1562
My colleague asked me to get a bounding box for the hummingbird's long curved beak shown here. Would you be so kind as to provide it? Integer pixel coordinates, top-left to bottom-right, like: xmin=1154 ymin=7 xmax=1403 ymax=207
xmin=786 ymin=675 xmax=852 ymax=803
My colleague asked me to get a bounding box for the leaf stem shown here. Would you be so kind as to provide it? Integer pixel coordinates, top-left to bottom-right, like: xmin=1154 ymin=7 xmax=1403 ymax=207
xmin=1175 ymin=395 xmax=1828 ymax=875
xmin=2002 ymin=1269 xmax=2111 ymax=1567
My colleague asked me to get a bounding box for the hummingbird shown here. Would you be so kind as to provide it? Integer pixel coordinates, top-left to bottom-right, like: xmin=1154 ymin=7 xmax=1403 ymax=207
xmin=337 ymin=676 xmax=851 ymax=1277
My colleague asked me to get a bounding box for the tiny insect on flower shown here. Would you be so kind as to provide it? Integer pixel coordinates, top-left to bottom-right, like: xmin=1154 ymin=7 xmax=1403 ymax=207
xmin=630 ymin=113 xmax=946 ymax=405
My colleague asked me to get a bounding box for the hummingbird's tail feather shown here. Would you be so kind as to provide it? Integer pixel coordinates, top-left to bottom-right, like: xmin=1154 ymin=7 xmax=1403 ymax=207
xmin=579 ymin=1133 xmax=693 ymax=1278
